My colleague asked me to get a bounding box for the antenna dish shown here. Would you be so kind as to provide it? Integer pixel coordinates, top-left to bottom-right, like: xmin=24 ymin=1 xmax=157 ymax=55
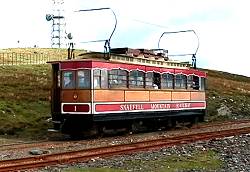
xmin=46 ymin=14 xmax=53 ymax=21
xmin=67 ymin=33 xmax=73 ymax=40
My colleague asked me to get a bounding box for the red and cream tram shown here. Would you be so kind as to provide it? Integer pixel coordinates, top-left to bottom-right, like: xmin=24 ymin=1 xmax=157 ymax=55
xmin=49 ymin=48 xmax=206 ymax=135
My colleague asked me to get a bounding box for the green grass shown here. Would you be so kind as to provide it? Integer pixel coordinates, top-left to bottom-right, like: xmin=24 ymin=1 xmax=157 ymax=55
xmin=63 ymin=168 xmax=125 ymax=172
xmin=0 ymin=65 xmax=52 ymax=139
xmin=206 ymin=69 xmax=250 ymax=121
xmin=205 ymin=69 xmax=250 ymax=83
xmin=62 ymin=150 xmax=222 ymax=172
xmin=0 ymin=65 xmax=50 ymax=101
xmin=123 ymin=150 xmax=222 ymax=172
xmin=160 ymin=150 xmax=222 ymax=172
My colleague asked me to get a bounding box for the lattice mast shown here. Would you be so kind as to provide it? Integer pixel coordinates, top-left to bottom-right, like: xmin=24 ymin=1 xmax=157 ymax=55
xmin=46 ymin=0 xmax=68 ymax=48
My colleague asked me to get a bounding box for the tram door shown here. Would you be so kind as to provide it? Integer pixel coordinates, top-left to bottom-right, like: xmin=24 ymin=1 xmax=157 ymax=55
xmin=51 ymin=63 xmax=61 ymax=117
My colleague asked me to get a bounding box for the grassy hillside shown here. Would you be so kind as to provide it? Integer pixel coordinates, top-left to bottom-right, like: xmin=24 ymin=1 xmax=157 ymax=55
xmin=0 ymin=51 xmax=249 ymax=139
xmin=0 ymin=65 xmax=51 ymax=139
xmin=206 ymin=69 xmax=250 ymax=121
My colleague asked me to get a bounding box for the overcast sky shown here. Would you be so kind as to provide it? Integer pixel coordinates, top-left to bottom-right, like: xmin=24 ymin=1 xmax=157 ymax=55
xmin=0 ymin=0 xmax=249 ymax=77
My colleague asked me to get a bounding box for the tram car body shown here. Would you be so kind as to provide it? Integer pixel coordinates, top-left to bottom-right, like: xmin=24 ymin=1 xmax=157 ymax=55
xmin=48 ymin=48 xmax=206 ymax=135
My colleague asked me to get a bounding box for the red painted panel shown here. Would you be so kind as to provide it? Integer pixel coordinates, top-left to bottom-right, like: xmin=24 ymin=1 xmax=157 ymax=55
xmin=60 ymin=61 xmax=93 ymax=70
xmin=92 ymin=61 xmax=146 ymax=71
xmin=175 ymin=68 xmax=206 ymax=77
xmin=75 ymin=61 xmax=93 ymax=69
xmin=95 ymin=102 xmax=205 ymax=113
xmin=63 ymin=104 xmax=90 ymax=112
xmin=146 ymin=66 xmax=175 ymax=74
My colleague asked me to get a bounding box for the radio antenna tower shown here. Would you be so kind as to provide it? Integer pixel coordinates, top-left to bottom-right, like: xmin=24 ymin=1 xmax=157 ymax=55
xmin=46 ymin=0 xmax=67 ymax=48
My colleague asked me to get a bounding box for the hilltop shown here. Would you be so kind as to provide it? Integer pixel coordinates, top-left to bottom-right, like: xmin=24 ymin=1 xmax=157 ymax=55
xmin=0 ymin=48 xmax=249 ymax=139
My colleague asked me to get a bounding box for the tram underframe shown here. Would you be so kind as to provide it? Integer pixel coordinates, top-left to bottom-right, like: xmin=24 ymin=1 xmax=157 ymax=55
xmin=58 ymin=110 xmax=205 ymax=137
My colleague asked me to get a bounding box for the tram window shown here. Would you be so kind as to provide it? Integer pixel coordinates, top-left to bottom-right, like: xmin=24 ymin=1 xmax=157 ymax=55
xmin=62 ymin=71 xmax=75 ymax=89
xmin=161 ymin=73 xmax=174 ymax=89
xmin=175 ymin=74 xmax=187 ymax=89
xmin=200 ymin=78 xmax=206 ymax=91
xmin=129 ymin=70 xmax=144 ymax=88
xmin=94 ymin=69 xmax=108 ymax=89
xmin=101 ymin=70 xmax=108 ymax=88
xmin=109 ymin=69 xmax=128 ymax=88
xmin=94 ymin=69 xmax=101 ymax=88
xmin=187 ymin=75 xmax=194 ymax=89
xmin=193 ymin=76 xmax=200 ymax=90
xmin=77 ymin=70 xmax=90 ymax=89
xmin=187 ymin=75 xmax=200 ymax=90
xmin=145 ymin=72 xmax=153 ymax=88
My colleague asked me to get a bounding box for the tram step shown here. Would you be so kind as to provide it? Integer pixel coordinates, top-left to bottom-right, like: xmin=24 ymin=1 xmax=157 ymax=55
xmin=48 ymin=128 xmax=60 ymax=132
xmin=52 ymin=120 xmax=62 ymax=124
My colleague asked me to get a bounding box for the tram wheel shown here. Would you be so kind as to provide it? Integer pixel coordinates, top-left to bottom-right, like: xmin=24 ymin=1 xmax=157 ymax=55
xmin=166 ymin=118 xmax=176 ymax=128
xmin=131 ymin=120 xmax=145 ymax=133
xmin=192 ymin=116 xmax=199 ymax=125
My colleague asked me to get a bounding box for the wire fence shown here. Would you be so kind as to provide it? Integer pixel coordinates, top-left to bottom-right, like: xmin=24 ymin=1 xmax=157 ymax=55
xmin=0 ymin=52 xmax=66 ymax=65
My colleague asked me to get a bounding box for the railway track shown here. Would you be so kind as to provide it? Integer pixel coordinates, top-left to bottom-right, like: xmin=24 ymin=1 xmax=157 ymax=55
xmin=0 ymin=125 xmax=250 ymax=171
xmin=1 ymin=119 xmax=250 ymax=152
xmin=191 ymin=119 xmax=250 ymax=129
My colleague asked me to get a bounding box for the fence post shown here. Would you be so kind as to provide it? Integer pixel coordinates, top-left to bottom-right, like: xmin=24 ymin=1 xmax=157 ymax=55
xmin=0 ymin=53 xmax=2 ymax=65
xmin=11 ymin=53 xmax=13 ymax=65
xmin=19 ymin=53 xmax=22 ymax=64
xmin=12 ymin=52 xmax=17 ymax=65
xmin=7 ymin=53 xmax=10 ymax=65
xmin=0 ymin=53 xmax=3 ymax=65
xmin=19 ymin=53 xmax=21 ymax=64
xmin=46 ymin=54 xmax=48 ymax=62
xmin=23 ymin=53 xmax=29 ymax=64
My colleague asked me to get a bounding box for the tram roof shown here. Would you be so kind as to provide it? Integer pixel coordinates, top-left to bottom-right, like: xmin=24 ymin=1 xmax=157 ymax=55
xmin=49 ymin=60 xmax=206 ymax=78
xmin=48 ymin=52 xmax=206 ymax=77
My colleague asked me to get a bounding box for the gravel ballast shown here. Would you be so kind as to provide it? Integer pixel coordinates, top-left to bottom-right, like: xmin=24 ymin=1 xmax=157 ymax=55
xmin=37 ymin=133 xmax=250 ymax=172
